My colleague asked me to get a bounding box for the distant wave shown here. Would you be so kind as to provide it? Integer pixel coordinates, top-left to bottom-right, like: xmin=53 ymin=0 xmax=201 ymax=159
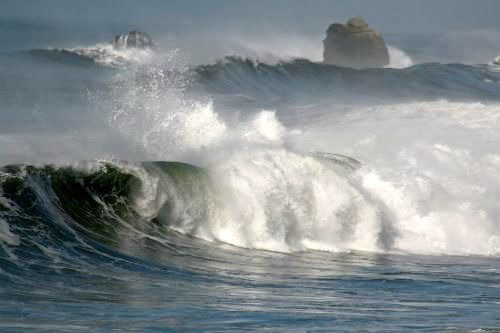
xmin=195 ymin=56 xmax=500 ymax=101
xmin=28 ymin=45 xmax=498 ymax=99
xmin=20 ymin=44 xmax=500 ymax=102
xmin=25 ymin=44 xmax=156 ymax=67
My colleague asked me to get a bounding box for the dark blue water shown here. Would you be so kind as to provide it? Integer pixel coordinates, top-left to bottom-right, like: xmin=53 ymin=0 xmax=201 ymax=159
xmin=1 ymin=10 xmax=500 ymax=333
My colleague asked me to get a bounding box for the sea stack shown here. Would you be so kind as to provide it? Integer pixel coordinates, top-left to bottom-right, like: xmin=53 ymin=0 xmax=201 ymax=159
xmin=323 ymin=17 xmax=389 ymax=68
xmin=112 ymin=31 xmax=156 ymax=50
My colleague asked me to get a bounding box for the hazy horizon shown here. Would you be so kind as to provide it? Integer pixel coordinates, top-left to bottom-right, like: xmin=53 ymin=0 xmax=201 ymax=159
xmin=2 ymin=0 xmax=500 ymax=35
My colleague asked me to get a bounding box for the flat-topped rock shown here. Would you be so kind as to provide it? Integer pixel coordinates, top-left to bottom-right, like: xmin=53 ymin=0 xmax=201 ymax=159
xmin=323 ymin=17 xmax=389 ymax=68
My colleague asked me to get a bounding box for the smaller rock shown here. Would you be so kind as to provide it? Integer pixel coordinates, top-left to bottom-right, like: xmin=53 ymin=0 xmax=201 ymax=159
xmin=112 ymin=31 xmax=155 ymax=50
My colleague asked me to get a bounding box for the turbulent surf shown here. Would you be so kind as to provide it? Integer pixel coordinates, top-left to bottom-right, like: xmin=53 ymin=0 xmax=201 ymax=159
xmin=1 ymin=8 xmax=500 ymax=331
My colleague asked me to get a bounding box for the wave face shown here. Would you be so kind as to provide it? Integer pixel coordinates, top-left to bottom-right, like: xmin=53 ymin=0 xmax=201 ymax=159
xmin=0 ymin=161 xmax=215 ymax=261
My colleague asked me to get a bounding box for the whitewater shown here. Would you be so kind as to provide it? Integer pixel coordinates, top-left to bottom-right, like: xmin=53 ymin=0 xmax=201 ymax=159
xmin=1 ymin=20 xmax=500 ymax=333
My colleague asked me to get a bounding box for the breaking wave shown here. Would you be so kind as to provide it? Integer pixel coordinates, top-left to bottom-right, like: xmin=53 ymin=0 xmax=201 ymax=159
xmin=195 ymin=57 xmax=500 ymax=101
xmin=3 ymin=43 xmax=500 ymax=262
xmin=2 ymin=124 xmax=500 ymax=261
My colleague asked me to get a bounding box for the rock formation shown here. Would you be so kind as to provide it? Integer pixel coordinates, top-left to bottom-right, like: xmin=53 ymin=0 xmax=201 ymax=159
xmin=112 ymin=31 xmax=155 ymax=50
xmin=323 ymin=17 xmax=389 ymax=68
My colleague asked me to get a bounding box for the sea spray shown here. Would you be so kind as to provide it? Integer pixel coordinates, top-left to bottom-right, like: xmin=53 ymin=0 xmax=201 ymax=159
xmin=290 ymin=101 xmax=500 ymax=255
xmin=102 ymin=61 xmax=500 ymax=255
xmin=386 ymin=45 xmax=414 ymax=68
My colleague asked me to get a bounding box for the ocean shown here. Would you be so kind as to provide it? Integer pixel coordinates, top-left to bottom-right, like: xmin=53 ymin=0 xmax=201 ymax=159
xmin=1 ymin=8 xmax=500 ymax=332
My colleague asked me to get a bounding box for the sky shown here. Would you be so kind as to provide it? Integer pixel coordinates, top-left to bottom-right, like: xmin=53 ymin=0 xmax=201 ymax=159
xmin=2 ymin=0 xmax=500 ymax=35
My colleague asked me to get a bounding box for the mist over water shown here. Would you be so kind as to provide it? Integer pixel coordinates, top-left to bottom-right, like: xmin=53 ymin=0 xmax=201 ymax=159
xmin=2 ymin=2 xmax=500 ymax=331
